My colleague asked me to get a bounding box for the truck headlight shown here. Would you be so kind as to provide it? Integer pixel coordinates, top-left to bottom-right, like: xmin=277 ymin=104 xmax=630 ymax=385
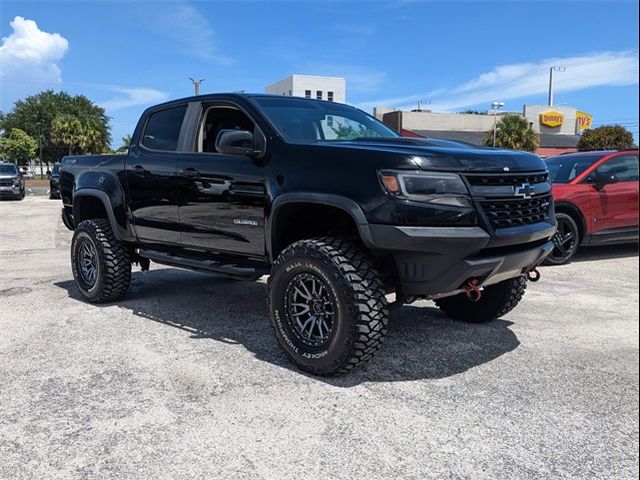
xmin=13 ymin=179 xmax=21 ymax=187
xmin=379 ymin=170 xmax=472 ymax=207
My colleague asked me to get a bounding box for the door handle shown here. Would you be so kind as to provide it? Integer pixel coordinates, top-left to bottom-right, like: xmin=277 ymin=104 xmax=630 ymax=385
xmin=179 ymin=168 xmax=199 ymax=178
xmin=131 ymin=165 xmax=145 ymax=175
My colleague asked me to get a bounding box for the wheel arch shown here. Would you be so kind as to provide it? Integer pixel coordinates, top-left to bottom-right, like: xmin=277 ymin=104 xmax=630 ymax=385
xmin=554 ymin=201 xmax=587 ymax=244
xmin=73 ymin=190 xmax=121 ymax=240
xmin=268 ymin=193 xmax=374 ymax=261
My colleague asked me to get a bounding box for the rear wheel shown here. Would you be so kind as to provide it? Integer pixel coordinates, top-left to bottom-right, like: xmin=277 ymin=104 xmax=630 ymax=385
xmin=435 ymin=276 xmax=527 ymax=323
xmin=268 ymin=238 xmax=388 ymax=375
xmin=544 ymin=212 xmax=580 ymax=265
xmin=71 ymin=219 xmax=131 ymax=303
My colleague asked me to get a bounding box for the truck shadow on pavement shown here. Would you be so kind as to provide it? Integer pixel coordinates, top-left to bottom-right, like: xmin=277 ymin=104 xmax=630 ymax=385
xmin=55 ymin=268 xmax=520 ymax=386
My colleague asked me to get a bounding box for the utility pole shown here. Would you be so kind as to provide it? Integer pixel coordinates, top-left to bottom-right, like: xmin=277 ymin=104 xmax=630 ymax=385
xmin=491 ymin=101 xmax=505 ymax=147
xmin=189 ymin=77 xmax=205 ymax=96
xmin=548 ymin=66 xmax=566 ymax=106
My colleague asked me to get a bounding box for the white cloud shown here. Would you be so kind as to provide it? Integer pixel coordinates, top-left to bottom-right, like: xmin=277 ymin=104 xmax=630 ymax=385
xmin=331 ymin=24 xmax=376 ymax=36
xmin=359 ymin=51 xmax=639 ymax=111
xmin=99 ymin=87 xmax=169 ymax=112
xmin=304 ymin=63 xmax=388 ymax=93
xmin=145 ymin=4 xmax=231 ymax=65
xmin=0 ymin=16 xmax=68 ymax=86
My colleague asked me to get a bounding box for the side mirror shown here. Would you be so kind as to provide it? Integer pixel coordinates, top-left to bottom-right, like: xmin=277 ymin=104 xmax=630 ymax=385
xmin=215 ymin=129 xmax=258 ymax=157
xmin=591 ymin=172 xmax=619 ymax=190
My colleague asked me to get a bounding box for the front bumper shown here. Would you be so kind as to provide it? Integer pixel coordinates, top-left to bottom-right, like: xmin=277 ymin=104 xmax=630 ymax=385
xmin=0 ymin=186 xmax=22 ymax=197
xmin=366 ymin=222 xmax=555 ymax=296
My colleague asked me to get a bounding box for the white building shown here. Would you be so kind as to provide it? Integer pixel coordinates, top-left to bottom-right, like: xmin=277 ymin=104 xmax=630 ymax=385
xmin=266 ymin=74 xmax=346 ymax=103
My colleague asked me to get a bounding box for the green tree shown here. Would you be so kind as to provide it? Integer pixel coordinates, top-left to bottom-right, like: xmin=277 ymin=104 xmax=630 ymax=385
xmin=0 ymin=90 xmax=111 ymax=163
xmin=485 ymin=114 xmax=539 ymax=152
xmin=50 ymin=114 xmax=107 ymax=155
xmin=115 ymin=134 xmax=132 ymax=153
xmin=331 ymin=122 xmax=379 ymax=140
xmin=0 ymin=128 xmax=38 ymax=165
xmin=577 ymin=125 xmax=635 ymax=151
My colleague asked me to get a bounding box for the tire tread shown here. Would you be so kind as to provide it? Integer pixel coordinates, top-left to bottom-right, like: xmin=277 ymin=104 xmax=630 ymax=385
xmin=268 ymin=237 xmax=388 ymax=375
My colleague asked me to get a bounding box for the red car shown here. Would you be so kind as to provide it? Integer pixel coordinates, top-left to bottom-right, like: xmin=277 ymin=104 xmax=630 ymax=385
xmin=544 ymin=149 xmax=639 ymax=264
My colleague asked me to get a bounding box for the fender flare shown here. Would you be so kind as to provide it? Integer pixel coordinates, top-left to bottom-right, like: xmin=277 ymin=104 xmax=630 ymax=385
xmin=73 ymin=189 xmax=121 ymax=240
xmin=268 ymin=193 xmax=375 ymax=260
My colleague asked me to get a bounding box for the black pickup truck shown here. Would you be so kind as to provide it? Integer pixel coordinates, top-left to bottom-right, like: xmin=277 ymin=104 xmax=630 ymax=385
xmin=60 ymin=94 xmax=556 ymax=375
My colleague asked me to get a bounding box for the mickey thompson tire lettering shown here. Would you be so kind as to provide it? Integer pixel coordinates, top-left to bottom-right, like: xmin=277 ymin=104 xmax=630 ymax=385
xmin=267 ymin=237 xmax=389 ymax=375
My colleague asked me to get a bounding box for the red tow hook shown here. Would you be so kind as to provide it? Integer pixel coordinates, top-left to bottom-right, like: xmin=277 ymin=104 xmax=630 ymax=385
xmin=463 ymin=278 xmax=482 ymax=302
xmin=527 ymin=267 xmax=541 ymax=282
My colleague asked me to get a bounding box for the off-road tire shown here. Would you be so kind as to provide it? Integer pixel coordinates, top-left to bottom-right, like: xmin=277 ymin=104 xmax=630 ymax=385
xmin=268 ymin=237 xmax=388 ymax=375
xmin=71 ymin=219 xmax=131 ymax=303
xmin=435 ymin=276 xmax=527 ymax=323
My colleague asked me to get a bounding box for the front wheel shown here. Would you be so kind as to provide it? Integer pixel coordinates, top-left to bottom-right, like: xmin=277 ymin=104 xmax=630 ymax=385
xmin=268 ymin=238 xmax=388 ymax=375
xmin=435 ymin=276 xmax=527 ymax=323
xmin=71 ymin=219 xmax=131 ymax=303
xmin=544 ymin=213 xmax=580 ymax=265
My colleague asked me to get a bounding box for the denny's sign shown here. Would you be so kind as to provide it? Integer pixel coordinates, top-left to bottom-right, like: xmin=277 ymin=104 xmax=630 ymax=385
xmin=576 ymin=111 xmax=593 ymax=131
xmin=540 ymin=111 xmax=564 ymax=128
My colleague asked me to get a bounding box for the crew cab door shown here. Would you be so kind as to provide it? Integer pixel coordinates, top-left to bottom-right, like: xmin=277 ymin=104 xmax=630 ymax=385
xmin=125 ymin=104 xmax=187 ymax=245
xmin=585 ymin=154 xmax=639 ymax=234
xmin=176 ymin=103 xmax=266 ymax=256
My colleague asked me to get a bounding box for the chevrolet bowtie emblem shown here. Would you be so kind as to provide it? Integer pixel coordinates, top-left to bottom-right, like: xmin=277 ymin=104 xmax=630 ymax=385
xmin=514 ymin=183 xmax=535 ymax=199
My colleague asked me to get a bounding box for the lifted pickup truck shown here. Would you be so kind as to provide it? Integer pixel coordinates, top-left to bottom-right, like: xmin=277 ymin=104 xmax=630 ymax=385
xmin=60 ymin=94 xmax=555 ymax=375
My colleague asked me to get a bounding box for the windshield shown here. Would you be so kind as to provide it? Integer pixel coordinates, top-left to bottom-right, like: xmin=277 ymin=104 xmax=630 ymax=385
xmin=545 ymin=153 xmax=607 ymax=183
xmin=0 ymin=164 xmax=18 ymax=175
xmin=52 ymin=164 xmax=60 ymax=175
xmin=252 ymin=97 xmax=400 ymax=144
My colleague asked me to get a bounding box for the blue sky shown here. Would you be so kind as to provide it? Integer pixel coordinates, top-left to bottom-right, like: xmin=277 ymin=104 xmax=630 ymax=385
xmin=1 ymin=0 xmax=638 ymax=147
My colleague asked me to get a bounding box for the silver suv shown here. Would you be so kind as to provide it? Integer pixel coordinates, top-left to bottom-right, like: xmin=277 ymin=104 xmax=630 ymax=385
xmin=0 ymin=162 xmax=26 ymax=200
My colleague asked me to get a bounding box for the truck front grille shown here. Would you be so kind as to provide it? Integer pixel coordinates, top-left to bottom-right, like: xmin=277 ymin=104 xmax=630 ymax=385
xmin=0 ymin=179 xmax=14 ymax=186
xmin=465 ymin=172 xmax=549 ymax=186
xmin=480 ymin=194 xmax=552 ymax=229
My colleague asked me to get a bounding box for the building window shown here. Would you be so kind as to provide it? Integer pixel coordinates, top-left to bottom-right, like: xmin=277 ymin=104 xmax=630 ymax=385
xmin=327 ymin=91 xmax=334 ymax=102
xmin=316 ymin=90 xmax=323 ymax=100
xmin=305 ymin=90 xmax=311 ymax=98
xmin=327 ymin=115 xmax=334 ymax=127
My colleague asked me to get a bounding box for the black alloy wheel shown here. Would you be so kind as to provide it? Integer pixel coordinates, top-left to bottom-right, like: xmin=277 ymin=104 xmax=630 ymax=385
xmin=284 ymin=272 xmax=337 ymax=348
xmin=545 ymin=213 xmax=580 ymax=265
xmin=77 ymin=237 xmax=99 ymax=290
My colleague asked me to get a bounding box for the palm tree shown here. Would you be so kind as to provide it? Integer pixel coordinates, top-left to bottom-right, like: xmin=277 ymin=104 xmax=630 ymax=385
xmin=51 ymin=115 xmax=107 ymax=155
xmin=485 ymin=114 xmax=539 ymax=152
xmin=51 ymin=114 xmax=83 ymax=155
xmin=116 ymin=134 xmax=132 ymax=153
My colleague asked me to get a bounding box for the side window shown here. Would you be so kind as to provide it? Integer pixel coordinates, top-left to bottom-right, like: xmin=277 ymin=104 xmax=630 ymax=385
xmin=597 ymin=155 xmax=639 ymax=182
xmin=142 ymin=105 xmax=187 ymax=151
xmin=200 ymin=106 xmax=255 ymax=153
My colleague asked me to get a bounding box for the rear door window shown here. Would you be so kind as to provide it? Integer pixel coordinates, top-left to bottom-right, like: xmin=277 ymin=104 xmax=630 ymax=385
xmin=142 ymin=105 xmax=187 ymax=151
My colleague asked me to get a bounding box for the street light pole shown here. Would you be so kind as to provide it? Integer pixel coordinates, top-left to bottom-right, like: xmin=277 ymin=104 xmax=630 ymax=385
xmin=491 ymin=101 xmax=505 ymax=147
xmin=189 ymin=77 xmax=205 ymax=96
xmin=548 ymin=66 xmax=566 ymax=106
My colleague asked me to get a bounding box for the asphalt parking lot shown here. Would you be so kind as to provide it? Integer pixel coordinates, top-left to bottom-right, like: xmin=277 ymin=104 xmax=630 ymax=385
xmin=1 ymin=196 xmax=638 ymax=480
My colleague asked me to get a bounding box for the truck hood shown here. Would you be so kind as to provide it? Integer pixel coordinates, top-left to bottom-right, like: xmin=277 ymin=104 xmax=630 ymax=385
xmin=327 ymin=137 xmax=546 ymax=173
xmin=0 ymin=174 xmax=19 ymax=180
